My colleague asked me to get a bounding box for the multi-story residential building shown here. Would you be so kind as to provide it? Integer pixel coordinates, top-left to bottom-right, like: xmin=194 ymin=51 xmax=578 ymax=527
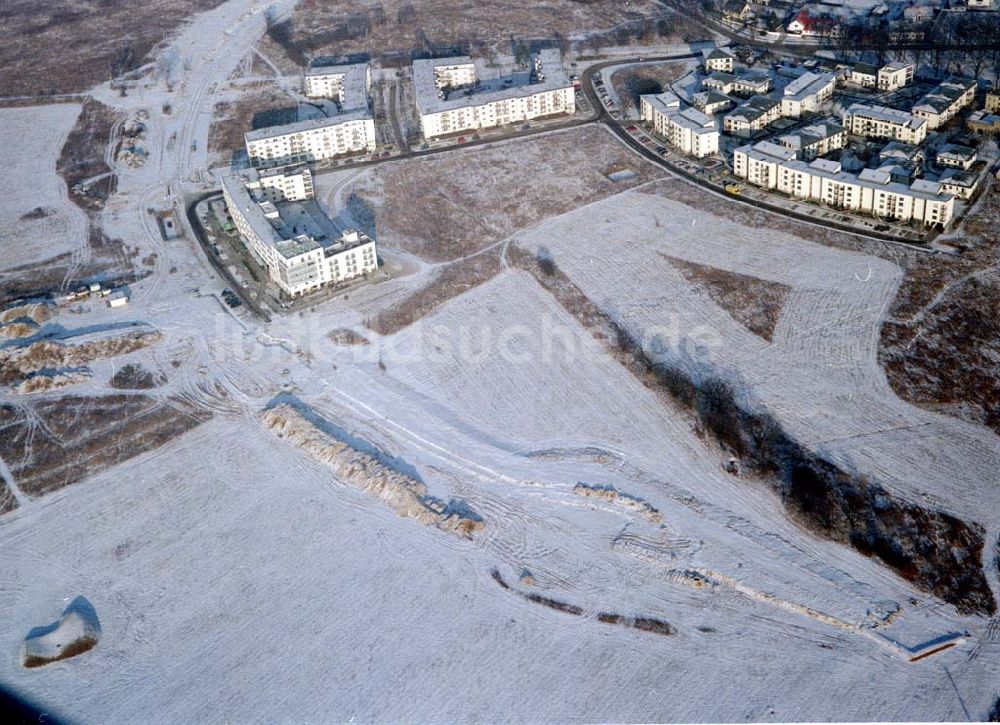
xmin=702 ymin=47 xmax=736 ymax=73
xmin=245 ymin=112 xmax=377 ymax=167
xmin=733 ymin=142 xmax=954 ymax=226
xmin=912 ymin=78 xmax=976 ymax=130
xmin=640 ymin=92 xmax=720 ymax=158
xmin=843 ymin=103 xmax=928 ymax=144
xmin=849 ymin=63 xmax=879 ymax=89
xmin=878 ymin=61 xmax=914 ymax=91
xmin=303 ymin=62 xmax=371 ymax=105
xmin=968 ymin=109 xmax=1000 ymax=134
xmin=936 ymin=143 xmax=977 ymax=170
xmin=221 ymin=166 xmax=378 ymax=297
xmin=692 ymin=90 xmax=734 ymax=115
xmin=774 ymin=118 xmax=845 ymax=160
xmin=703 ymin=70 xmax=773 ymax=98
xmin=245 ymin=62 xmax=375 ymax=168
xmin=724 ymin=95 xmax=782 ymax=137
xmin=780 ymin=72 xmax=836 ymax=118
xmin=413 ymin=49 xmax=575 ymax=139
xmin=939 ymin=168 xmax=979 ymax=199
xmin=733 ymin=141 xmax=797 ymax=188
xmin=879 ymin=140 xmax=925 ymax=166
xmin=986 ymin=91 xmax=1000 ymax=112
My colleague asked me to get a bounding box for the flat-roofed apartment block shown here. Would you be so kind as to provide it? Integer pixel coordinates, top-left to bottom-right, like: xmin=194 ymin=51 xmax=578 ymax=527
xmin=221 ymin=165 xmax=377 ymax=297
xmin=703 ymin=70 xmax=773 ymax=98
xmin=640 ymin=92 xmax=720 ymax=158
xmin=843 ymin=103 xmax=928 ymax=144
xmin=245 ymin=62 xmax=375 ymax=168
xmin=780 ymin=72 xmax=836 ymax=118
xmin=773 ymin=118 xmax=845 ymax=160
xmin=912 ymin=78 xmax=976 ymax=129
xmin=724 ymin=95 xmax=782 ymax=137
xmin=936 ymin=143 xmax=977 ymax=170
xmin=986 ymin=91 xmax=1000 ymax=112
xmin=414 ymin=49 xmax=574 ymax=139
xmin=702 ymin=47 xmax=735 ymax=73
xmin=733 ymin=141 xmax=954 ymax=226
xmin=878 ymin=61 xmax=914 ymax=91
xmin=303 ymin=62 xmax=372 ymax=102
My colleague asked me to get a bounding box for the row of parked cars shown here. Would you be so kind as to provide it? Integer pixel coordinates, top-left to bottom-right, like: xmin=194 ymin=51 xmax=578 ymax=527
xmin=220 ymin=289 xmax=242 ymax=309
xmin=624 ymin=125 xmax=667 ymax=156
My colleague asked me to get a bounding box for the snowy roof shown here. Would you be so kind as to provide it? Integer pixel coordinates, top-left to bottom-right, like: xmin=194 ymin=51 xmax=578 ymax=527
xmin=244 ymin=109 xmax=372 ymax=143
xmin=939 ymin=168 xmax=978 ymax=187
xmin=221 ymin=170 xmax=321 ymax=259
xmin=846 ymin=103 xmax=926 ymax=130
xmin=304 ymin=62 xmax=369 ymax=109
xmin=938 ymin=143 xmax=977 ymax=160
xmin=414 ymin=49 xmax=571 ymax=116
xmin=702 ymin=47 xmax=735 ymax=61
xmin=641 ymin=92 xmax=681 ymax=115
xmin=783 ymin=72 xmax=835 ymax=101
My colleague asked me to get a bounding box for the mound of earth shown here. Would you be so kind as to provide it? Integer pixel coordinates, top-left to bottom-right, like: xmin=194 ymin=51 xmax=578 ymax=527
xmin=21 ymin=596 xmax=101 ymax=668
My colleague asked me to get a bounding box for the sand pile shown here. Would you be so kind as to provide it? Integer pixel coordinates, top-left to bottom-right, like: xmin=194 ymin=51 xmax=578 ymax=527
xmin=262 ymin=404 xmax=485 ymax=538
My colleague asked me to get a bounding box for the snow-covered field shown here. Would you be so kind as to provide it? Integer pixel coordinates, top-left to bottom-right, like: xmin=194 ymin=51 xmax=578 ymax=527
xmin=0 ymin=104 xmax=87 ymax=268
xmin=1 ymin=0 xmax=999 ymax=721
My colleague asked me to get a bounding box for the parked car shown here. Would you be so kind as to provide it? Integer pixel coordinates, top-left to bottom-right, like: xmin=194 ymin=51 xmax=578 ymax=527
xmin=626 ymin=125 xmax=638 ymax=132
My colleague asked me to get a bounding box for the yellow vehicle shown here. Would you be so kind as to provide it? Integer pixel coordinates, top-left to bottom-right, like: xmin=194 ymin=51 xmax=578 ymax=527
xmin=724 ymin=183 xmax=743 ymax=195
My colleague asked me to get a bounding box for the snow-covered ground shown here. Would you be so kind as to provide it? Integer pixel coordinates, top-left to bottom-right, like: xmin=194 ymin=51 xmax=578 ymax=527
xmin=0 ymin=104 xmax=88 ymax=268
xmin=1 ymin=0 xmax=999 ymax=721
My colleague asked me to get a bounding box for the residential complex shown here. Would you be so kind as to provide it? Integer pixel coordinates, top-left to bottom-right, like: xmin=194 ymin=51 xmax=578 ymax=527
xmin=877 ymin=62 xmax=914 ymax=91
xmin=843 ymin=103 xmax=928 ymax=144
xmin=912 ymin=78 xmax=976 ymax=130
xmin=221 ymin=165 xmax=378 ymax=297
xmin=724 ymin=95 xmax=782 ymax=137
xmin=773 ymin=119 xmax=846 ymax=160
xmin=703 ymin=70 xmax=773 ymax=97
xmin=413 ymin=49 xmax=575 ymax=139
xmin=702 ymin=47 xmax=735 ymax=73
xmin=733 ymin=141 xmax=954 ymax=227
xmin=640 ymin=92 xmax=720 ymax=158
xmin=244 ymin=112 xmax=377 ymax=168
xmin=245 ymin=62 xmax=375 ymax=167
xmin=303 ymin=62 xmax=371 ymax=104
xmin=780 ymin=72 xmax=836 ymax=118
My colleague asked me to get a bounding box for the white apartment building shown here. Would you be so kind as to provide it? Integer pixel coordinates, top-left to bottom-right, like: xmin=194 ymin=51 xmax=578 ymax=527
xmin=849 ymin=63 xmax=879 ymax=89
xmin=693 ymin=90 xmax=734 ymax=115
xmin=733 ymin=141 xmax=797 ymax=188
xmin=939 ymin=168 xmax=979 ymax=199
xmin=413 ymin=49 xmax=575 ymax=139
xmin=724 ymin=95 xmax=782 ymax=137
xmin=221 ymin=167 xmax=378 ymax=297
xmin=245 ymin=112 xmax=377 ymax=167
xmin=303 ymin=62 xmax=371 ymax=105
xmin=702 ymin=47 xmax=736 ymax=73
xmin=843 ymin=103 xmax=928 ymax=144
xmin=774 ymin=118 xmax=846 ymax=160
xmin=733 ymin=142 xmax=954 ymax=226
xmin=986 ymin=91 xmax=1000 ymax=112
xmin=912 ymin=78 xmax=976 ymax=130
xmin=878 ymin=62 xmax=914 ymax=91
xmin=936 ymin=143 xmax=977 ymax=170
xmin=640 ymin=92 xmax=719 ymax=158
xmin=780 ymin=72 xmax=836 ymax=118
xmin=703 ymin=70 xmax=773 ymax=97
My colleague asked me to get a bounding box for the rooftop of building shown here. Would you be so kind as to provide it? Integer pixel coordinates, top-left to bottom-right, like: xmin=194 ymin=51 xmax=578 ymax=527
xmin=783 ymin=71 xmax=835 ymax=101
xmin=641 ymin=91 xmax=681 ymax=114
xmin=413 ymin=48 xmax=571 ymax=116
xmin=845 ymin=103 xmax=926 ymax=130
xmin=939 ymin=168 xmax=978 ymax=186
xmin=304 ymin=61 xmax=369 ymax=109
xmin=244 ymin=107 xmax=372 ymax=143
xmin=222 ymin=170 xmax=373 ymax=260
xmin=938 ymin=143 xmax=977 ymax=159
